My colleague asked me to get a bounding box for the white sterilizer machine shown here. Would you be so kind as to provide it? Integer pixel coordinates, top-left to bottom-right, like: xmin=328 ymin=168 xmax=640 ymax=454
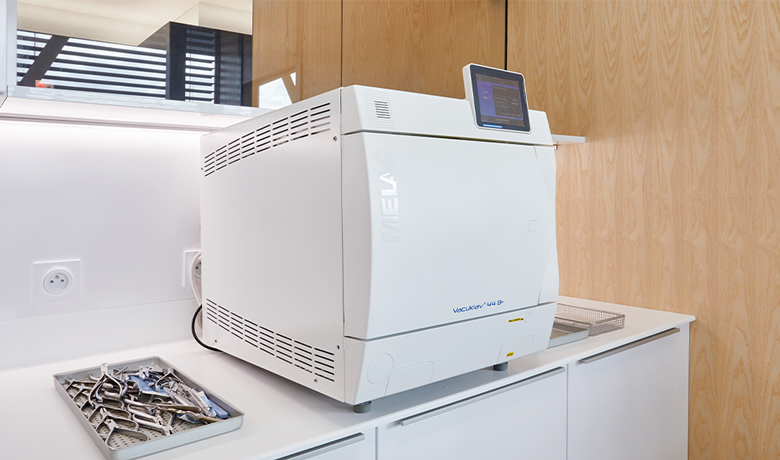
xmin=200 ymin=64 xmax=559 ymax=411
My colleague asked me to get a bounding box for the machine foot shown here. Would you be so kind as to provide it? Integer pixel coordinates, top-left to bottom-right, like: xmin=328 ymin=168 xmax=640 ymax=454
xmin=353 ymin=401 xmax=372 ymax=413
xmin=493 ymin=362 xmax=508 ymax=371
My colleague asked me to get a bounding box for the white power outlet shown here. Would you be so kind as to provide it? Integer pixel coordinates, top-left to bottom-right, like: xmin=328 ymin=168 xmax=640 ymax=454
xmin=183 ymin=250 xmax=201 ymax=288
xmin=43 ymin=269 xmax=73 ymax=294
xmin=33 ymin=260 xmax=81 ymax=305
xmin=193 ymin=258 xmax=202 ymax=280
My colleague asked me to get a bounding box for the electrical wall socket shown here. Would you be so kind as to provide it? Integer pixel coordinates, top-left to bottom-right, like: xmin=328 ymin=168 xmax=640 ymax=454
xmin=183 ymin=250 xmax=200 ymax=288
xmin=33 ymin=260 xmax=81 ymax=305
xmin=193 ymin=258 xmax=202 ymax=280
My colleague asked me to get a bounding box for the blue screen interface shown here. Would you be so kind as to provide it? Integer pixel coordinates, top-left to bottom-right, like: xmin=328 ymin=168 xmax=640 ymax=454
xmin=475 ymin=73 xmax=525 ymax=128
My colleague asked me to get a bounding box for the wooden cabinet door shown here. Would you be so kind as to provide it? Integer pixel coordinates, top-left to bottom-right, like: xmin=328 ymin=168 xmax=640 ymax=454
xmin=568 ymin=326 xmax=689 ymax=460
xmin=378 ymin=367 xmax=567 ymax=460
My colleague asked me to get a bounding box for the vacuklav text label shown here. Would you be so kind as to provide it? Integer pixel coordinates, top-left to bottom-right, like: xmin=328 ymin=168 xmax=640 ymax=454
xmin=453 ymin=299 xmax=503 ymax=314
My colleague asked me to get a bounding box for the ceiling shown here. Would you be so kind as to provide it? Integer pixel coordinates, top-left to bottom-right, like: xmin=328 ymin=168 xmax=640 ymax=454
xmin=16 ymin=0 xmax=252 ymax=45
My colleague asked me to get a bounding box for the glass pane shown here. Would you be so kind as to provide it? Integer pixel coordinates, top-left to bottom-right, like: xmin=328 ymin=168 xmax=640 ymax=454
xmin=15 ymin=0 xmax=255 ymax=107
xmin=255 ymin=77 xmax=294 ymax=110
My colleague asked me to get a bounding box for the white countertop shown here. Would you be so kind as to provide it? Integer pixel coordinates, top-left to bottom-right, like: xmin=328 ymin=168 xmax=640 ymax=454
xmin=1 ymin=296 xmax=694 ymax=460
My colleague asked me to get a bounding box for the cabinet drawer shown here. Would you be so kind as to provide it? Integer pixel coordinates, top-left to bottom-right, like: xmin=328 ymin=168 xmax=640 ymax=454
xmin=378 ymin=367 xmax=567 ymax=460
xmin=276 ymin=431 xmax=375 ymax=460
xmin=568 ymin=326 xmax=689 ymax=460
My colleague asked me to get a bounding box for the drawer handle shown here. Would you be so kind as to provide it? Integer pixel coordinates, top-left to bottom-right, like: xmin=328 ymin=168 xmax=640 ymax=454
xmin=398 ymin=367 xmax=565 ymax=427
xmin=276 ymin=433 xmax=365 ymax=460
xmin=578 ymin=327 xmax=680 ymax=364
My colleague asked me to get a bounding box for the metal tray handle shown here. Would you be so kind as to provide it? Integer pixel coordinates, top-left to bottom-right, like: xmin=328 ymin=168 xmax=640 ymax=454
xmin=398 ymin=367 xmax=565 ymax=427
xmin=578 ymin=327 xmax=680 ymax=364
xmin=276 ymin=433 xmax=365 ymax=460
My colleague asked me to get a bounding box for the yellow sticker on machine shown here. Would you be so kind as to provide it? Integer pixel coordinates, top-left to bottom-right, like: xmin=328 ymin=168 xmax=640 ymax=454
xmin=508 ymin=317 xmax=523 ymax=323
xmin=506 ymin=351 xmax=515 ymax=357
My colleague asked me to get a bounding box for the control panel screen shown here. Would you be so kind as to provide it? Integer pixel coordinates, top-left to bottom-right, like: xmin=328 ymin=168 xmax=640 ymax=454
xmin=469 ymin=65 xmax=530 ymax=132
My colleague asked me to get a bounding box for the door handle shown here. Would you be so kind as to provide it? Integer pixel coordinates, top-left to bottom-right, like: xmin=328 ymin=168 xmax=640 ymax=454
xmin=275 ymin=433 xmax=365 ymax=460
xmin=578 ymin=328 xmax=680 ymax=364
xmin=398 ymin=366 xmax=565 ymax=427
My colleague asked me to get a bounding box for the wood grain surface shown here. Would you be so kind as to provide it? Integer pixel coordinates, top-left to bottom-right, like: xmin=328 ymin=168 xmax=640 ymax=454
xmin=508 ymin=0 xmax=780 ymax=458
xmin=252 ymin=0 xmax=342 ymax=104
xmin=342 ymin=0 xmax=506 ymax=99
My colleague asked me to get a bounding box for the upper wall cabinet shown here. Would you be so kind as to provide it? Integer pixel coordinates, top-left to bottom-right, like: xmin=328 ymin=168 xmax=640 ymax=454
xmin=252 ymin=0 xmax=341 ymax=109
xmin=3 ymin=0 xmax=264 ymax=115
xmin=342 ymin=0 xmax=506 ymax=99
xmin=252 ymin=0 xmax=506 ymax=107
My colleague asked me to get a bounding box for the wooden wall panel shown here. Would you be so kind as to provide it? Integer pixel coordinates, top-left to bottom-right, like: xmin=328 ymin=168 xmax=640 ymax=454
xmin=252 ymin=0 xmax=341 ymax=104
xmin=508 ymin=0 xmax=780 ymax=458
xmin=342 ymin=0 xmax=506 ymax=99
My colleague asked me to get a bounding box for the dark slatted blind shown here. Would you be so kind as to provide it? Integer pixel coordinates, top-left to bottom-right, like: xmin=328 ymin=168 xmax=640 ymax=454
xmin=184 ymin=28 xmax=217 ymax=103
xmin=17 ymin=30 xmax=167 ymax=98
xmin=16 ymin=25 xmax=249 ymax=107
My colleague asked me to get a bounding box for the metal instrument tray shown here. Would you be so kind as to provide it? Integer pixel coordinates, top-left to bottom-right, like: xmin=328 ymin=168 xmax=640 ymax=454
xmin=548 ymin=321 xmax=590 ymax=348
xmin=53 ymin=356 xmax=244 ymax=460
xmin=555 ymin=303 xmax=625 ymax=336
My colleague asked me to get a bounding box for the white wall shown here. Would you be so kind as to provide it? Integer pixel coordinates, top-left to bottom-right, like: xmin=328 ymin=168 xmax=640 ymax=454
xmin=0 ymin=119 xmax=204 ymax=369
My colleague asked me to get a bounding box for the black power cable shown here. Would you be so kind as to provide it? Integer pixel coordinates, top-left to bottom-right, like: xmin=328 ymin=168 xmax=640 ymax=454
xmin=191 ymin=305 xmax=222 ymax=352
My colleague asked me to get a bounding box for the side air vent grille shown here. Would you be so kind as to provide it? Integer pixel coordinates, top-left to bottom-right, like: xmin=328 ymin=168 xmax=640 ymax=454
xmin=313 ymin=347 xmax=336 ymax=382
xmin=204 ymin=299 xmax=336 ymax=382
xmin=203 ymin=102 xmax=332 ymax=177
xmin=374 ymin=100 xmax=391 ymax=119
xmin=362 ymin=89 xmax=394 ymax=130
xmin=227 ymin=139 xmax=241 ymax=164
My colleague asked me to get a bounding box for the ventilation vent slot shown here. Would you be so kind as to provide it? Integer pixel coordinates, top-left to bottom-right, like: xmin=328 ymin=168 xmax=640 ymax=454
xmin=240 ymin=132 xmax=255 ymax=158
xmin=362 ymin=90 xmax=394 ymax=130
xmin=313 ymin=347 xmax=336 ymax=382
xmin=309 ymin=102 xmax=332 ymax=135
xmin=257 ymin=324 xmax=274 ymax=355
xmin=229 ymin=311 xmax=244 ymax=339
xmin=374 ymin=100 xmax=391 ymax=119
xmin=204 ymin=151 xmax=216 ymax=177
xmin=293 ymin=340 xmax=314 ymax=373
xmin=215 ymin=147 xmax=228 ymax=172
xmin=227 ymin=139 xmax=241 ymax=165
xmin=289 ymin=109 xmax=309 ymax=141
xmin=255 ymin=125 xmax=272 ymax=154
xmin=204 ymin=146 xmax=227 ymax=177
xmin=271 ymin=117 xmax=289 ymax=147
xmin=205 ymin=300 xmax=219 ymax=325
xmin=204 ymin=299 xmax=336 ymax=381
xmin=204 ymin=102 xmax=332 ymax=177
xmin=216 ymin=304 xmax=230 ymax=333
xmin=243 ymin=319 xmax=259 ymax=348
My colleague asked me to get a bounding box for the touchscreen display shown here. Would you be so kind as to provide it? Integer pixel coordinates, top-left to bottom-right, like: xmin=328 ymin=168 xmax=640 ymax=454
xmin=469 ymin=65 xmax=530 ymax=132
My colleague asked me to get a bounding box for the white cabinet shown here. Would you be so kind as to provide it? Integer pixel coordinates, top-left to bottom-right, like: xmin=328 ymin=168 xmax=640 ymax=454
xmin=378 ymin=367 xmax=567 ymax=460
xmin=277 ymin=431 xmax=375 ymax=460
xmin=567 ymin=326 xmax=689 ymax=460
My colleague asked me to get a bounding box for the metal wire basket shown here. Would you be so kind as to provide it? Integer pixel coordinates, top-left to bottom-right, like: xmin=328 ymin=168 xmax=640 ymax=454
xmin=54 ymin=357 xmax=244 ymax=460
xmin=555 ymin=303 xmax=625 ymax=336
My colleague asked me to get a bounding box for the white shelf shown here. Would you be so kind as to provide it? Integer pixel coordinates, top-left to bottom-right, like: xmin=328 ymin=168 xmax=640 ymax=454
xmin=0 ymin=86 xmax=268 ymax=131
xmin=551 ymin=134 xmax=586 ymax=145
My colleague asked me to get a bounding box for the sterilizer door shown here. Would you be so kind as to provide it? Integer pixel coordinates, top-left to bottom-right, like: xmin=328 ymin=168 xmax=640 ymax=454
xmin=342 ymin=132 xmax=557 ymax=340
